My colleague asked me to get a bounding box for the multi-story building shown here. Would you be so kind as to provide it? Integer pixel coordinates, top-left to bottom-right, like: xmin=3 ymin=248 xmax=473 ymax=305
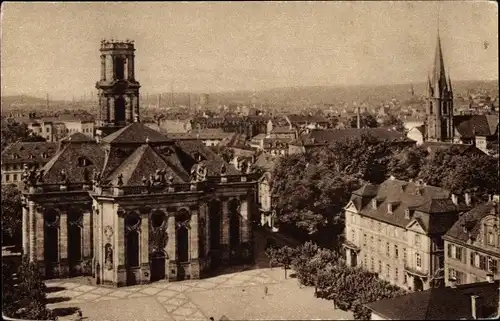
xmin=20 ymin=40 xmax=258 ymax=287
xmin=344 ymin=177 xmax=469 ymax=291
xmin=443 ymin=197 xmax=500 ymax=286
xmin=1 ymin=142 xmax=58 ymax=185
xmin=28 ymin=117 xmax=95 ymax=142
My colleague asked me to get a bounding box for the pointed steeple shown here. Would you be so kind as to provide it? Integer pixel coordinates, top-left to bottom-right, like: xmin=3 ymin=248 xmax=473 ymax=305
xmin=427 ymin=75 xmax=433 ymax=97
xmin=432 ymin=33 xmax=448 ymax=98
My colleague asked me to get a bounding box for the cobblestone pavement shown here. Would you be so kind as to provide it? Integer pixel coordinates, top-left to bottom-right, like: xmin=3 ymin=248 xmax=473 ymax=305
xmin=46 ymin=268 xmax=281 ymax=321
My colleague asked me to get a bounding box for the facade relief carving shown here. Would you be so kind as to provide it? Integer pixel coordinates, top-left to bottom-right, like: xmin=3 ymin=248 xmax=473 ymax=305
xmin=104 ymin=243 xmax=113 ymax=270
xmin=104 ymin=225 xmax=114 ymax=241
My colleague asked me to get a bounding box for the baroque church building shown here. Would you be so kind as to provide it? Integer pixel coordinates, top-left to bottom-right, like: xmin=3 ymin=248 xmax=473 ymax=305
xmin=20 ymin=40 xmax=257 ymax=287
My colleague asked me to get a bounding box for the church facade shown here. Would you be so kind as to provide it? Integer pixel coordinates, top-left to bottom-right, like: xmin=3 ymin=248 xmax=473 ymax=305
xmin=20 ymin=40 xmax=258 ymax=287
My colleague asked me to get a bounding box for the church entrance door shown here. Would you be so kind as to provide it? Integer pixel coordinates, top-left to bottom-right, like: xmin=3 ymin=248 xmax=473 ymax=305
xmin=150 ymin=251 xmax=166 ymax=282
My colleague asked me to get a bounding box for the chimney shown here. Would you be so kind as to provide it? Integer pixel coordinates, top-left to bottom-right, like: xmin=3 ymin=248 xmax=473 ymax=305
xmin=452 ymin=194 xmax=459 ymax=205
xmin=471 ymin=295 xmax=483 ymax=320
xmin=465 ymin=193 xmax=471 ymax=206
xmin=450 ymin=277 xmax=457 ymax=288
xmin=356 ymin=106 xmax=361 ymax=129
xmin=95 ymin=129 xmax=102 ymax=144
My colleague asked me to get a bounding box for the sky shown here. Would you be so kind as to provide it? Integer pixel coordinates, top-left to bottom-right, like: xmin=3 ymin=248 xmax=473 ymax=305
xmin=1 ymin=1 xmax=498 ymax=100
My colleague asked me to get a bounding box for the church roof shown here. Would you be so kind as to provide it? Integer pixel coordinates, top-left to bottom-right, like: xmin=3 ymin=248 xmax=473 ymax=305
xmin=106 ymin=144 xmax=186 ymax=186
xmin=102 ymin=122 xmax=171 ymax=144
xmin=454 ymin=115 xmax=499 ymax=138
xmin=39 ymin=123 xmax=239 ymax=185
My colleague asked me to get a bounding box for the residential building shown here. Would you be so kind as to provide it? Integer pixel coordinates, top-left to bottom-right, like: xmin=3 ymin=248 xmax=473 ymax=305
xmin=366 ymin=279 xmax=500 ymax=320
xmin=344 ymin=177 xmax=469 ymax=291
xmin=1 ymin=142 xmax=58 ymax=185
xmin=288 ymin=128 xmax=415 ymax=155
xmin=443 ymin=198 xmax=500 ymax=286
xmin=285 ymin=114 xmax=331 ymax=131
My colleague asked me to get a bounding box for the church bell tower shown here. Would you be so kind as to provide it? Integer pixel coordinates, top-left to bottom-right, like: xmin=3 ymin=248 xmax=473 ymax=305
xmin=96 ymin=39 xmax=141 ymax=135
xmin=426 ymin=33 xmax=454 ymax=142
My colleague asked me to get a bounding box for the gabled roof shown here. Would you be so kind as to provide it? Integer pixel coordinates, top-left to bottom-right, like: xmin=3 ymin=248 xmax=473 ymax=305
xmin=445 ymin=200 xmax=500 ymax=243
xmin=106 ymin=145 xmax=186 ymax=186
xmin=60 ymin=132 xmax=95 ymax=143
xmin=1 ymin=142 xmax=58 ymax=164
xmin=102 ymin=122 xmax=171 ymax=144
xmin=454 ymin=115 xmax=499 ymax=138
xmin=302 ymin=128 xmax=411 ymax=146
xmin=421 ymin=142 xmax=486 ymax=156
xmin=42 ymin=143 xmax=107 ymax=183
xmin=350 ymin=178 xmax=462 ymax=231
xmin=366 ymin=280 xmax=500 ymax=320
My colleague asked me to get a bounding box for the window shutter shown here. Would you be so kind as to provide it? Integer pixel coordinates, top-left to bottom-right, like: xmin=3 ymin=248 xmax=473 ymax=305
xmin=447 ymin=244 xmax=452 ymax=257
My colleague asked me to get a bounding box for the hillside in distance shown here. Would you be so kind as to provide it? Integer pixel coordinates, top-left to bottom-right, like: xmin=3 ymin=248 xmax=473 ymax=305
xmin=153 ymin=80 xmax=499 ymax=108
xmin=2 ymin=80 xmax=498 ymax=112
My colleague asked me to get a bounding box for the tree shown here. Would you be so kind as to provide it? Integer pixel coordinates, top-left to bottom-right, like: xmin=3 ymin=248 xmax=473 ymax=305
xmin=388 ymin=145 xmax=428 ymax=181
xmin=1 ymin=120 xmax=46 ymax=153
xmin=1 ymin=185 xmax=23 ymax=247
xmin=268 ymin=246 xmax=297 ymax=279
xmin=349 ymin=113 xmax=378 ymax=128
xmin=2 ymin=257 xmax=55 ymax=320
xmin=418 ymin=148 xmax=499 ymax=200
xmin=380 ymin=114 xmax=405 ymax=132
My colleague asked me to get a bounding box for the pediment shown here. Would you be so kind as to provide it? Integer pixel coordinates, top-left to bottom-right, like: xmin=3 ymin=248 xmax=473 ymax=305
xmin=344 ymin=200 xmax=358 ymax=213
xmin=406 ymin=218 xmax=426 ymax=233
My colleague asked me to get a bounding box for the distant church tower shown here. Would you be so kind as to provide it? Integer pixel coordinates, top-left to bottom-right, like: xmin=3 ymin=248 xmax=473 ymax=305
xmin=96 ymin=39 xmax=141 ymax=135
xmin=426 ymin=33 xmax=454 ymax=142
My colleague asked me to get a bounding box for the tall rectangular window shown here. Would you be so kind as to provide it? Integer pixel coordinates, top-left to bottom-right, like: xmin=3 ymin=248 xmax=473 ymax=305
xmin=386 ymin=264 xmax=390 ymax=278
xmin=403 ymin=248 xmax=407 ymax=264
xmin=378 ymin=260 xmax=382 ymax=273
xmin=363 ymin=234 xmax=367 ymax=246
xmin=416 ymin=253 xmax=422 ymax=268
xmin=386 ymin=242 xmax=390 ymax=257
xmin=415 ymin=234 xmax=421 ymax=247
xmin=394 ymin=245 xmax=399 ymax=259
xmin=395 ymin=268 xmax=399 ymax=282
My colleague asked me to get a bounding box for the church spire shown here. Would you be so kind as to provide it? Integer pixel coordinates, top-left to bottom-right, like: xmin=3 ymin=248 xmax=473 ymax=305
xmin=432 ymin=31 xmax=448 ymax=99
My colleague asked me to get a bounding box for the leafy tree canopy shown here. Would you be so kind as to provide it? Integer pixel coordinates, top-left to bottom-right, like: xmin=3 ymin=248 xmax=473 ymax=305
xmin=349 ymin=113 xmax=378 ymax=128
xmin=1 ymin=185 xmax=23 ymax=246
xmin=1 ymin=119 xmax=46 ymax=153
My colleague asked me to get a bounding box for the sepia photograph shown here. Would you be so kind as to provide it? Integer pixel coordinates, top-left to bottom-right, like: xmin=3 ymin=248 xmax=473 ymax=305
xmin=1 ymin=1 xmax=498 ymax=320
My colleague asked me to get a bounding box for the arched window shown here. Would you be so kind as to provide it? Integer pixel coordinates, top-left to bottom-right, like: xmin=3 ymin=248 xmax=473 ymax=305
xmin=176 ymin=209 xmax=190 ymax=263
xmin=44 ymin=209 xmax=59 ymax=263
xmin=209 ymin=200 xmax=221 ymax=250
xmin=125 ymin=214 xmax=141 ymax=268
xmin=229 ymin=199 xmax=241 ymax=246
xmin=68 ymin=211 xmax=83 ymax=264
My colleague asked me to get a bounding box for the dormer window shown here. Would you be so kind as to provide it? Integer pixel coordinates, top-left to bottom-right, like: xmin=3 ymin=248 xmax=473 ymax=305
xmin=78 ymin=156 xmax=92 ymax=167
xmin=12 ymin=154 xmax=20 ymax=160
xmin=405 ymin=209 xmax=411 ymax=219
xmin=372 ymin=199 xmax=377 ymax=209
xmin=387 ymin=203 xmax=393 ymax=214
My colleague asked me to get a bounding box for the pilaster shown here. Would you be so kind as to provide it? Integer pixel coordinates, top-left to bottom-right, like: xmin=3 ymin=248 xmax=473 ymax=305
xmin=83 ymin=212 xmax=91 ymax=258
xmin=240 ymin=196 xmax=250 ymax=243
xmin=190 ymin=208 xmax=200 ymax=278
xmin=221 ymin=199 xmax=230 ymax=261
xmin=100 ymin=55 xmax=106 ymax=81
xmin=59 ymin=211 xmax=69 ymax=277
xmin=140 ymin=215 xmax=149 ymax=265
xmin=35 ymin=208 xmax=45 ymax=261
xmin=22 ymin=205 xmax=29 ymax=256
xmin=116 ymin=213 xmax=125 ymax=285
xmin=128 ymin=55 xmax=135 ymax=80
xmin=167 ymin=215 xmax=177 ymax=279
xmin=28 ymin=201 xmax=36 ymax=262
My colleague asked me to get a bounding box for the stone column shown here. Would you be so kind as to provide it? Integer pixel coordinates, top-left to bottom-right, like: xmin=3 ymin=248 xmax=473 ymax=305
xmin=22 ymin=205 xmax=29 ymax=256
xmin=111 ymin=55 xmax=117 ymax=80
xmin=105 ymin=55 xmax=114 ymax=81
xmin=221 ymin=200 xmax=230 ymax=261
xmin=83 ymin=213 xmax=91 ymax=258
xmin=106 ymin=97 xmax=111 ymax=123
xmin=125 ymin=95 xmax=132 ymax=122
xmin=190 ymin=208 xmax=200 ymax=278
xmin=140 ymin=215 xmax=150 ymax=283
xmin=59 ymin=212 xmax=69 ymax=277
xmin=167 ymin=215 xmax=177 ymax=279
xmin=28 ymin=201 xmax=36 ymax=262
xmin=35 ymin=211 xmax=45 ymax=260
xmin=110 ymin=97 xmax=115 ymax=124
xmin=204 ymin=204 xmax=210 ymax=256
xmin=240 ymin=197 xmax=250 ymax=243
xmin=222 ymin=200 xmax=230 ymax=245
xmin=128 ymin=55 xmax=135 ymax=80
xmin=100 ymin=55 xmax=106 ymax=81
xmin=116 ymin=214 xmax=125 ymax=286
